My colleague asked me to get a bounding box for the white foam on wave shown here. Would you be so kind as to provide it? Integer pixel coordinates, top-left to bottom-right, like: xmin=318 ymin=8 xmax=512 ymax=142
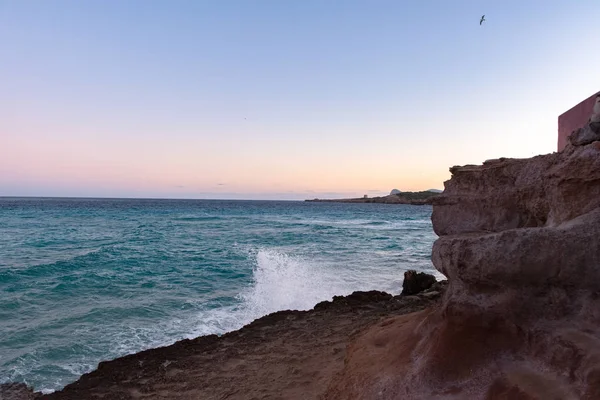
xmin=187 ymin=248 xmax=358 ymax=337
xmin=240 ymin=249 xmax=350 ymax=315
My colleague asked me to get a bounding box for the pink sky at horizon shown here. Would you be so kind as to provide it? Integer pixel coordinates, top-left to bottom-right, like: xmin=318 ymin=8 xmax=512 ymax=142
xmin=2 ymin=1 xmax=600 ymax=200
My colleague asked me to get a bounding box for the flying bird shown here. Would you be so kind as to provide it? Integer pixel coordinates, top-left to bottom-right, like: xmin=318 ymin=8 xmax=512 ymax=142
xmin=480 ymin=15 xmax=485 ymax=25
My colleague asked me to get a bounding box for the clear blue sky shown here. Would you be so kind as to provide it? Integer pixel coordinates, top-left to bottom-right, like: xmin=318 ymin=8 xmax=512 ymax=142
xmin=2 ymin=1 xmax=599 ymax=199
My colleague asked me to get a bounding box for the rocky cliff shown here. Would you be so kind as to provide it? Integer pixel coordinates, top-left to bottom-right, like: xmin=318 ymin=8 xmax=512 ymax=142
xmin=326 ymin=135 xmax=600 ymax=398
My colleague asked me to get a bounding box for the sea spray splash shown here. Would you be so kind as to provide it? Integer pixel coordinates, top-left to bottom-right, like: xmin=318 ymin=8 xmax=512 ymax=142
xmin=185 ymin=248 xmax=350 ymax=337
xmin=240 ymin=249 xmax=349 ymax=315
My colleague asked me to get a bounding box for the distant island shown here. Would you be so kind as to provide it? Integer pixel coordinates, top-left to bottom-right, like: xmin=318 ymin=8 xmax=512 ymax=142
xmin=305 ymin=189 xmax=441 ymax=205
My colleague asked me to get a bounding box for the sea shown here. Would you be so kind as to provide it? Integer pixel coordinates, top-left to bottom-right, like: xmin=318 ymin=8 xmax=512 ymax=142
xmin=0 ymin=197 xmax=440 ymax=393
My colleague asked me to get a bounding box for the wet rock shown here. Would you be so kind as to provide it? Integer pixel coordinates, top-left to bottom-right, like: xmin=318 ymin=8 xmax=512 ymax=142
xmin=401 ymin=270 xmax=436 ymax=295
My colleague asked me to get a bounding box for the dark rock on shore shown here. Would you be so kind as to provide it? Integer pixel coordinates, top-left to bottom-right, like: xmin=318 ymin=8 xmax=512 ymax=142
xmin=400 ymin=270 xmax=437 ymax=295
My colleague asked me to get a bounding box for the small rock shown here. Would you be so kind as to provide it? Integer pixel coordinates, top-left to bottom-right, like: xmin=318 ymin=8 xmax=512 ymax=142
xmin=569 ymin=124 xmax=600 ymax=146
xmin=401 ymin=270 xmax=437 ymax=295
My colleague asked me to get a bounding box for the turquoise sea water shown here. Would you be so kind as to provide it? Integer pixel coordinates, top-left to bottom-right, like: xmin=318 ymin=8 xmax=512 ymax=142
xmin=0 ymin=197 xmax=439 ymax=393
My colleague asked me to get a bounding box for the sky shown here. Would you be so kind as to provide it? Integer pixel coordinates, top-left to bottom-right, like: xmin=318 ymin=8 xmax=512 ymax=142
xmin=2 ymin=1 xmax=600 ymax=200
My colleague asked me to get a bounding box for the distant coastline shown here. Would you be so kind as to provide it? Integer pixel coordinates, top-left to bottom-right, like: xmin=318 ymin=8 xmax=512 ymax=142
xmin=305 ymin=190 xmax=441 ymax=205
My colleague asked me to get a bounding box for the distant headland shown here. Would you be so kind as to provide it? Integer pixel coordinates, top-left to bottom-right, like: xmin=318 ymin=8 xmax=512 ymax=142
xmin=305 ymin=189 xmax=441 ymax=205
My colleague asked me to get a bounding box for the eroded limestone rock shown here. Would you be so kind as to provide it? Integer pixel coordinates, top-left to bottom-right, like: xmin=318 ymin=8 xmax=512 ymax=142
xmin=326 ymin=140 xmax=600 ymax=399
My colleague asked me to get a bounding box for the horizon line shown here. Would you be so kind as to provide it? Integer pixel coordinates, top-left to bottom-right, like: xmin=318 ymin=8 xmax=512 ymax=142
xmin=0 ymin=195 xmax=311 ymax=202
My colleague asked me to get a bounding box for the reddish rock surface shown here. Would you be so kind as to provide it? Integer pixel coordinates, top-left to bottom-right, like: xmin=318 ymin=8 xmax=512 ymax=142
xmin=326 ymin=138 xmax=600 ymax=399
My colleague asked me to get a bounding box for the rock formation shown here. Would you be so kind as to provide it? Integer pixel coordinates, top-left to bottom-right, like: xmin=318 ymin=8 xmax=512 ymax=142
xmin=326 ymin=131 xmax=600 ymax=398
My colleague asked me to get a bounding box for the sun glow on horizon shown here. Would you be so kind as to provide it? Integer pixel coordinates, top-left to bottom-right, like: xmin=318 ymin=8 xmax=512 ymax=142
xmin=2 ymin=1 xmax=599 ymax=199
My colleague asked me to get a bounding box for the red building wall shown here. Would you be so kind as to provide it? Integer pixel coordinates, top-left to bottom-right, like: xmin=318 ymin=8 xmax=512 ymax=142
xmin=558 ymin=92 xmax=599 ymax=151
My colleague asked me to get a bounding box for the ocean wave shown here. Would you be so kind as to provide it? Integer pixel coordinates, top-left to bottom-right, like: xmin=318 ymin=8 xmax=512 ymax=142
xmin=2 ymin=246 xmax=112 ymax=275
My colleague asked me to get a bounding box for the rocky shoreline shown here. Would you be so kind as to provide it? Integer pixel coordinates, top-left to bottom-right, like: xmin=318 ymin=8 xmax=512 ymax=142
xmin=1 ymin=280 xmax=446 ymax=400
